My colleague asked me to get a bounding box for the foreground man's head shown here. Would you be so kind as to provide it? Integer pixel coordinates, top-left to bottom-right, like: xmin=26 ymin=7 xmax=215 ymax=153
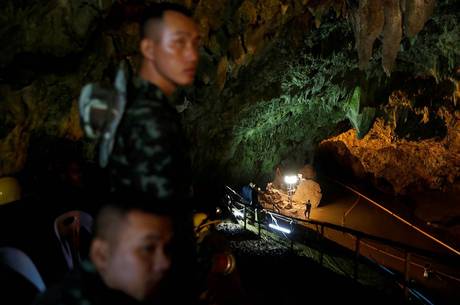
xmin=90 ymin=200 xmax=175 ymax=301
xmin=139 ymin=3 xmax=201 ymax=96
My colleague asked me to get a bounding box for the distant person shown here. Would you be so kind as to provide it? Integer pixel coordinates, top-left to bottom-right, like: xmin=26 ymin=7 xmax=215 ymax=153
xmin=304 ymin=199 xmax=312 ymax=219
xmin=240 ymin=183 xmax=253 ymax=205
xmin=33 ymin=195 xmax=196 ymax=305
xmin=249 ymin=182 xmax=262 ymax=209
xmin=240 ymin=182 xmax=261 ymax=208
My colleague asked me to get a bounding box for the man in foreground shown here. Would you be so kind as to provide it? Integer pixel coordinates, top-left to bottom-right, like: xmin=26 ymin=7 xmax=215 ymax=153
xmin=34 ymin=196 xmax=196 ymax=305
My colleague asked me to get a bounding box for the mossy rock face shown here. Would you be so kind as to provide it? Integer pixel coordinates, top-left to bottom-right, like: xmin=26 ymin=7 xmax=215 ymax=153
xmin=345 ymin=87 xmax=376 ymax=139
xmin=185 ymin=16 xmax=358 ymax=186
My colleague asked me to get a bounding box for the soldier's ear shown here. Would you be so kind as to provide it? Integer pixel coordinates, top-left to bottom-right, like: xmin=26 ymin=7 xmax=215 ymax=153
xmin=140 ymin=38 xmax=155 ymax=61
xmin=90 ymin=238 xmax=109 ymax=273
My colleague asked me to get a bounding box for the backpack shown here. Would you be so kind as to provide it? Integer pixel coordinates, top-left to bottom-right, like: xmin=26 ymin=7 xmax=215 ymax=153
xmin=78 ymin=61 xmax=130 ymax=168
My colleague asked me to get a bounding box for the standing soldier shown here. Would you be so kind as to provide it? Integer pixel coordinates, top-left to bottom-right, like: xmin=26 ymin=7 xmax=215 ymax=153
xmin=109 ymin=3 xmax=201 ymax=201
xmin=304 ymin=199 xmax=312 ymax=219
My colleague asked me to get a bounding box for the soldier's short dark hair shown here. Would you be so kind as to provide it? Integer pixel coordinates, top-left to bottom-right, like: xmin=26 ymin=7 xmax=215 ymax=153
xmin=140 ymin=2 xmax=193 ymax=39
xmin=93 ymin=192 xmax=186 ymax=242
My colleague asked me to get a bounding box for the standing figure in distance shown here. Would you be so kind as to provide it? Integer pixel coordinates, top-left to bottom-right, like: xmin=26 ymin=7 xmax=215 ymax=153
xmin=304 ymin=199 xmax=312 ymax=219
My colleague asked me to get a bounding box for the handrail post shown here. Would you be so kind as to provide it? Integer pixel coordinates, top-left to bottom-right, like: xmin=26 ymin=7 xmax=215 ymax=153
xmin=243 ymin=206 xmax=247 ymax=230
xmin=354 ymin=236 xmax=360 ymax=280
xmin=404 ymin=252 xmax=411 ymax=298
xmin=319 ymin=224 xmax=324 ymax=266
xmin=256 ymin=208 xmax=261 ymax=236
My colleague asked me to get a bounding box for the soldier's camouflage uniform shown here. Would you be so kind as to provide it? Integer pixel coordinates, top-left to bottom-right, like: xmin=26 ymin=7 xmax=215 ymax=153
xmin=109 ymin=78 xmax=191 ymax=200
xmin=33 ymin=261 xmax=142 ymax=305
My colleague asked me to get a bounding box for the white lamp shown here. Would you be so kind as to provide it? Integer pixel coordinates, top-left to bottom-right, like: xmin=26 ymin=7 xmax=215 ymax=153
xmin=284 ymin=175 xmax=298 ymax=206
xmin=284 ymin=175 xmax=299 ymax=185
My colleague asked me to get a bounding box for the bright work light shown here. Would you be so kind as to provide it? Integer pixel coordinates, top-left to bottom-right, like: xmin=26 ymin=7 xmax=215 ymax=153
xmin=284 ymin=175 xmax=298 ymax=185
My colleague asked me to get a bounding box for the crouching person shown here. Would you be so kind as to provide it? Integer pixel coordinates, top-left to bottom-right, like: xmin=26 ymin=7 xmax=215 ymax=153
xmin=34 ymin=194 xmax=198 ymax=305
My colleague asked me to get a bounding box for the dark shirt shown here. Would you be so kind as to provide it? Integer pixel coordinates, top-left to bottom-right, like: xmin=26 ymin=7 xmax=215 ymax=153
xmin=33 ymin=261 xmax=141 ymax=305
xmin=109 ymin=78 xmax=191 ymax=200
xmin=240 ymin=185 xmax=252 ymax=205
xmin=251 ymin=187 xmax=260 ymax=207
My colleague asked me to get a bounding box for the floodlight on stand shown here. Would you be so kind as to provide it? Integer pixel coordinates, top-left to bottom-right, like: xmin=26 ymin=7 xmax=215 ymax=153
xmin=284 ymin=174 xmax=298 ymax=206
xmin=284 ymin=175 xmax=299 ymax=185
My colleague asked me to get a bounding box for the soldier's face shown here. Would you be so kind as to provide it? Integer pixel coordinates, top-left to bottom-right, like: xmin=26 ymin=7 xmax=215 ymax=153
xmin=149 ymin=11 xmax=200 ymax=88
xmin=102 ymin=211 xmax=173 ymax=301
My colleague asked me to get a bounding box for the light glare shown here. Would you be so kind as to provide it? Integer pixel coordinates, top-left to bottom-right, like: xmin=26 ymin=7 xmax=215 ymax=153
xmin=269 ymin=223 xmax=291 ymax=234
xmin=284 ymin=175 xmax=298 ymax=185
xmin=232 ymin=208 xmax=244 ymax=218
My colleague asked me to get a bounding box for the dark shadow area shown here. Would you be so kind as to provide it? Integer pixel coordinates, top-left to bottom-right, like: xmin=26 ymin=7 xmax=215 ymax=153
xmin=0 ymin=263 xmax=40 ymax=305
xmin=17 ymin=135 xmax=109 ymax=215
xmin=0 ymin=198 xmax=71 ymax=286
xmin=236 ymin=253 xmax=406 ymax=305
xmin=216 ymin=221 xmax=408 ymax=305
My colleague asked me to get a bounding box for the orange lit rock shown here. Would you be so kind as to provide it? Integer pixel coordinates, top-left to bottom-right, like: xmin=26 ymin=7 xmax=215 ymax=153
xmin=292 ymin=179 xmax=322 ymax=208
xmin=320 ymin=107 xmax=460 ymax=194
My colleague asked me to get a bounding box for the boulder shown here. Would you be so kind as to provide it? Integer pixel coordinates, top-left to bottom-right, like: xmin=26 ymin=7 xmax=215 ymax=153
xmin=292 ymin=179 xmax=322 ymax=208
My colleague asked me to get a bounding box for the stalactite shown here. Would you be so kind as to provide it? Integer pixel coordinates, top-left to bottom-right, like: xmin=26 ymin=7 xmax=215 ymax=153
xmin=405 ymin=0 xmax=436 ymax=37
xmin=355 ymin=0 xmax=384 ymax=70
xmin=382 ymin=0 xmax=403 ymax=76
xmin=351 ymin=0 xmax=436 ymax=75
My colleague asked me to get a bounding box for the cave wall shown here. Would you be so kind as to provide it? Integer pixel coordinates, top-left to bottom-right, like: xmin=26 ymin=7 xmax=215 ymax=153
xmin=0 ymin=0 xmax=459 ymax=195
xmin=186 ymin=0 xmax=460 ymax=194
xmin=0 ymin=0 xmax=139 ymax=178
xmin=317 ymin=1 xmax=460 ymax=194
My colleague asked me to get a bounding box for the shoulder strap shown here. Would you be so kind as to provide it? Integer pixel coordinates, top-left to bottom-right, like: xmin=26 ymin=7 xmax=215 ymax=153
xmin=78 ymin=60 xmax=130 ymax=167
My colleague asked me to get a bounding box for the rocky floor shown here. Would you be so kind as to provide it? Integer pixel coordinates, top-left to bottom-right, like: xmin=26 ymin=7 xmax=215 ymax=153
xmin=216 ymin=222 xmax=409 ymax=305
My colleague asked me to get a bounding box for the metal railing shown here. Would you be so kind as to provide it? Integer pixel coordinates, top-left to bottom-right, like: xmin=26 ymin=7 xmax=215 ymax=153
xmin=223 ymin=185 xmax=460 ymax=305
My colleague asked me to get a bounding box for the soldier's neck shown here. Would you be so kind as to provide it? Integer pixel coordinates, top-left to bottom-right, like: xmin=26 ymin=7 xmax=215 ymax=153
xmin=139 ymin=62 xmax=176 ymax=97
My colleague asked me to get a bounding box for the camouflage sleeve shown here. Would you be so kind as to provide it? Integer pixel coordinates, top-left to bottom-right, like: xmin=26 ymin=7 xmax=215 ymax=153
xmin=110 ymin=100 xmax=190 ymax=199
